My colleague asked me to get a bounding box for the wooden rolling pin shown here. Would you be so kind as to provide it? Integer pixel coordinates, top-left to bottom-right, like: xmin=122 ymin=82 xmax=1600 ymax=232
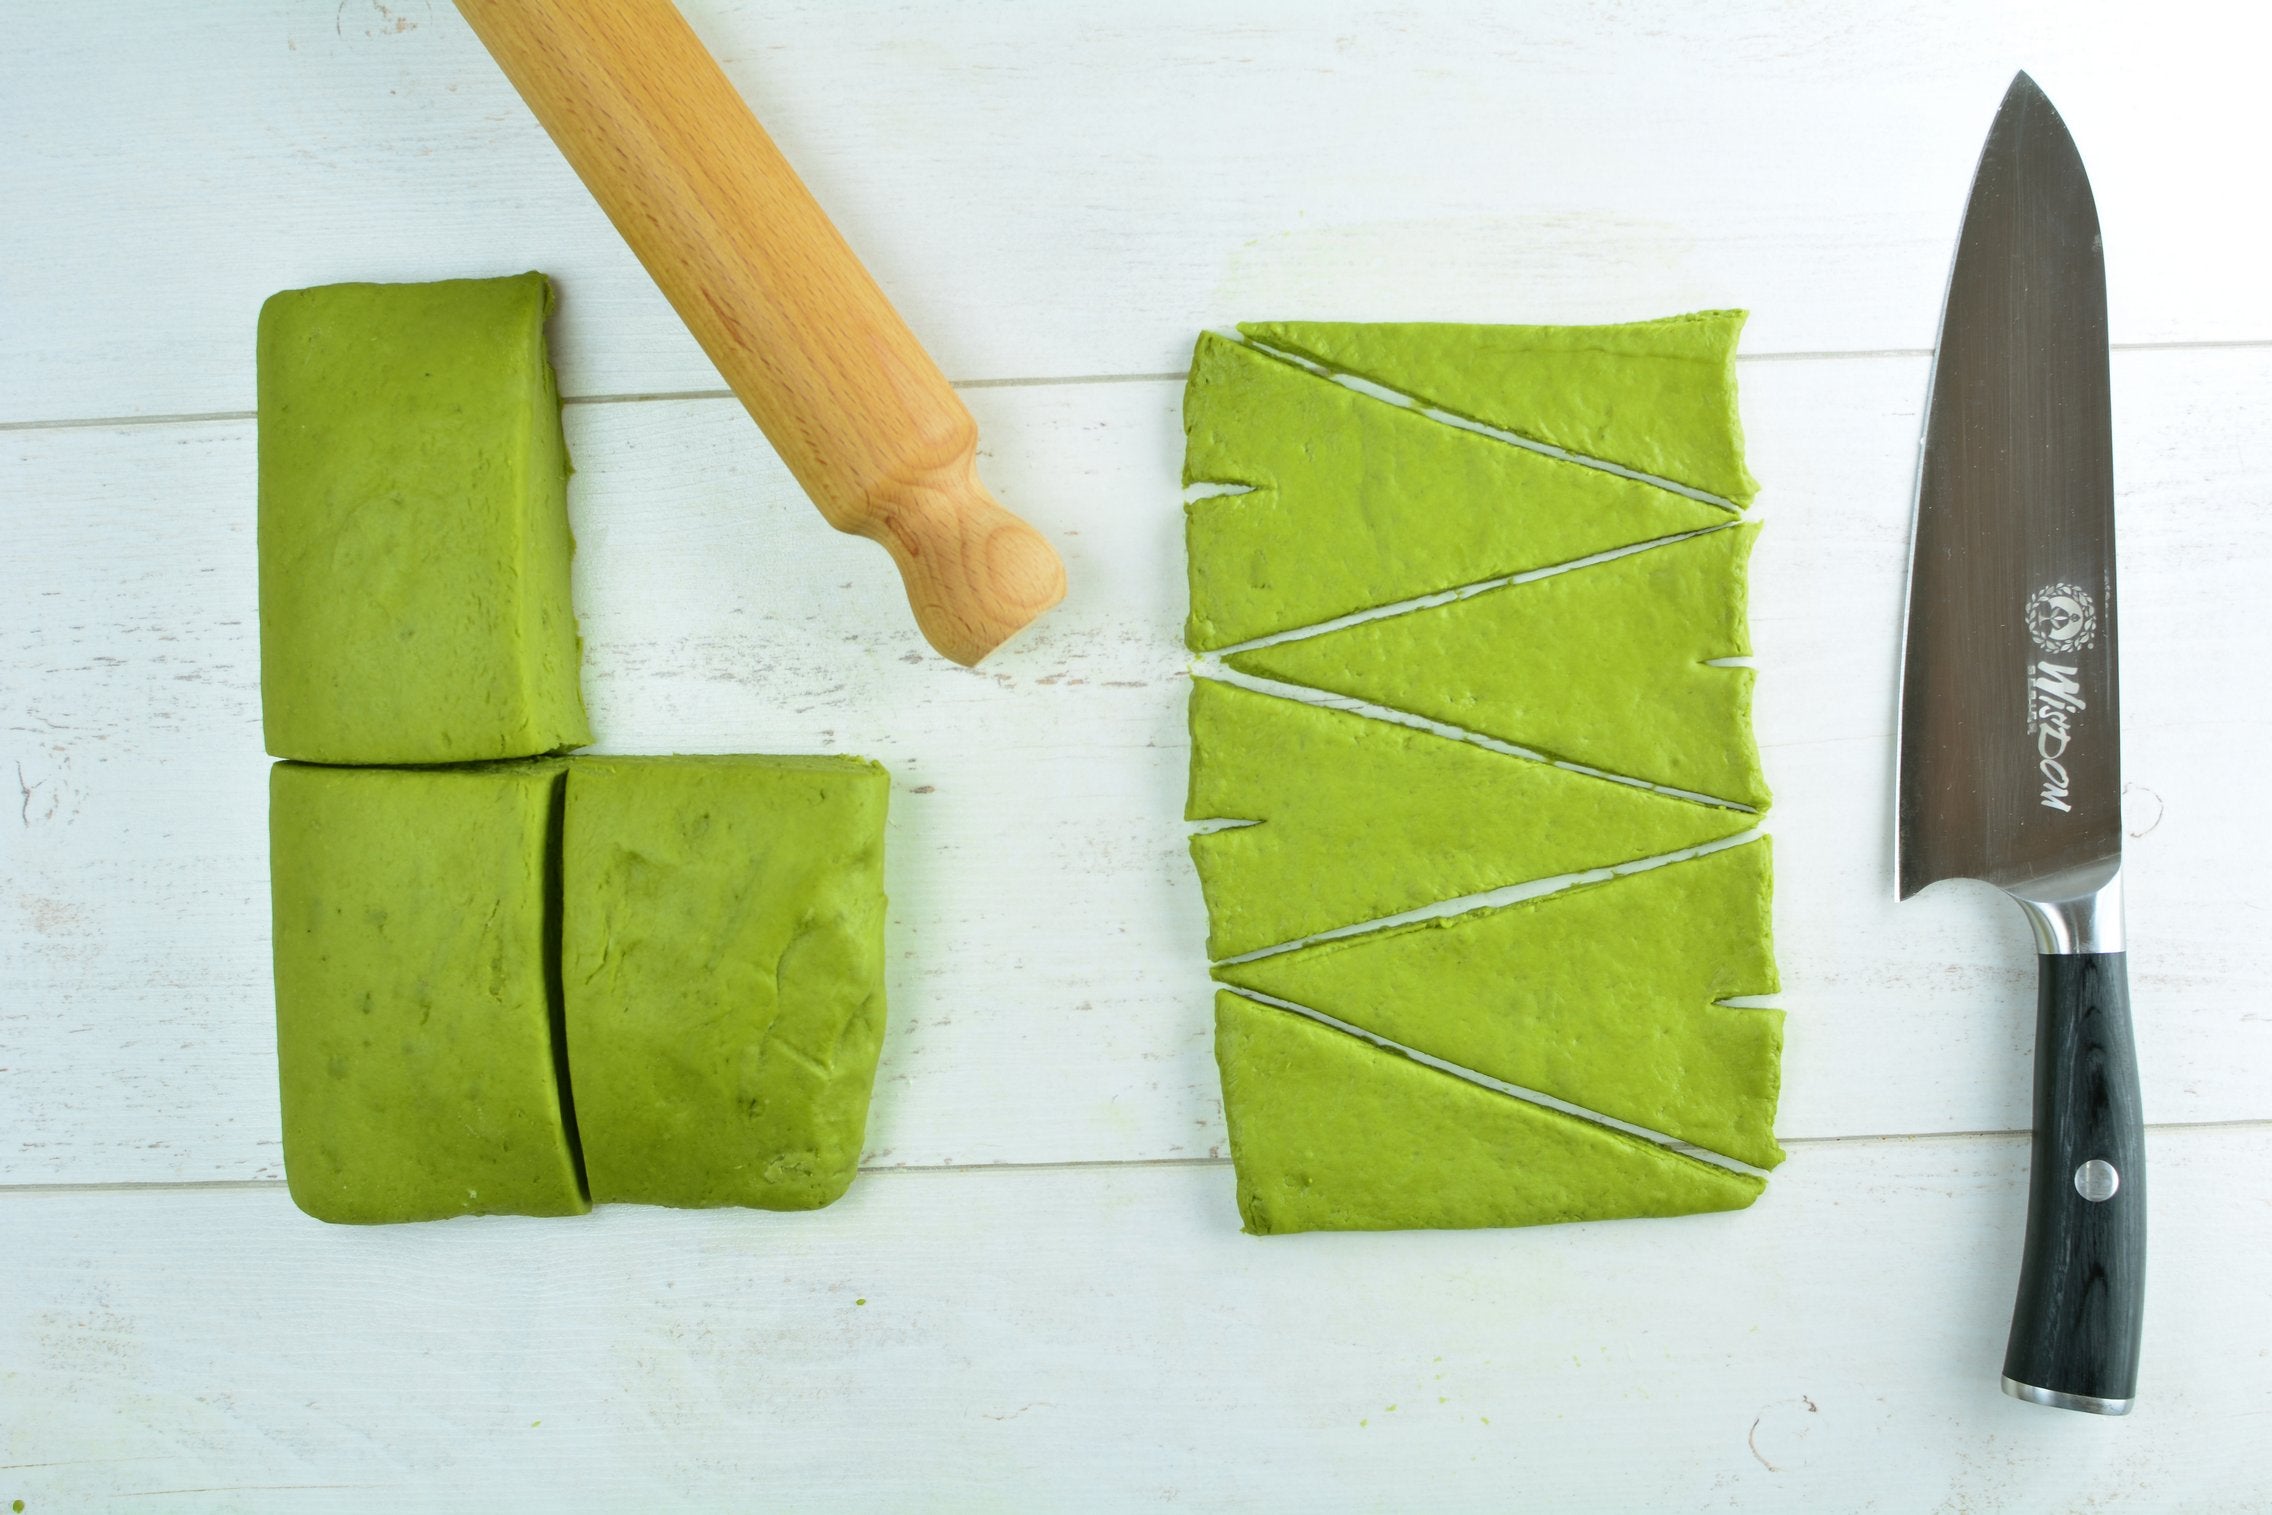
xmin=456 ymin=0 xmax=1065 ymax=666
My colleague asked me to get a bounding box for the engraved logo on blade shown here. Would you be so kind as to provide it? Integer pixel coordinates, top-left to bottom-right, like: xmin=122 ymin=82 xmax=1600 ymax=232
xmin=2025 ymin=583 xmax=2097 ymax=652
xmin=2027 ymin=660 xmax=2085 ymax=813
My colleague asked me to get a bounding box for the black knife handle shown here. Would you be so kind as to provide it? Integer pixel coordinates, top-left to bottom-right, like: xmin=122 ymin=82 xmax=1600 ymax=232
xmin=2003 ymin=951 xmax=2145 ymax=1412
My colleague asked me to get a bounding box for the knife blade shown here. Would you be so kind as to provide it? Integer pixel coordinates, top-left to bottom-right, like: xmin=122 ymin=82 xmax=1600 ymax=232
xmin=1897 ymin=72 xmax=2145 ymax=1415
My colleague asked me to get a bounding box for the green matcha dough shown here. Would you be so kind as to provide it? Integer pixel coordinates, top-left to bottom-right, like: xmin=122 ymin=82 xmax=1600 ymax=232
xmin=1188 ymin=678 xmax=1752 ymax=958
xmin=1182 ymin=333 xmax=1729 ymax=650
xmin=562 ymin=755 xmax=889 ymax=1211
xmin=1240 ymin=310 xmax=1758 ymax=506
xmin=269 ymin=760 xmax=587 ymax=1224
xmin=1214 ymin=992 xmax=1763 ymax=1234
xmin=1227 ymin=523 xmax=1769 ymax=809
xmin=1217 ymin=839 xmax=1784 ymax=1169
xmin=257 ymin=273 xmax=591 ymax=765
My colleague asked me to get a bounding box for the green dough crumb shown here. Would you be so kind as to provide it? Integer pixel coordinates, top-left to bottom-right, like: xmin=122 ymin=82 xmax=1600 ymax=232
xmin=1187 ymin=678 xmax=1751 ymax=957
xmin=270 ymin=761 xmax=587 ymax=1225
xmin=1182 ymin=333 xmax=1728 ymax=650
xmin=1214 ymin=992 xmax=1764 ymax=1234
xmin=1217 ymin=839 xmax=1784 ymax=1169
xmin=1239 ymin=311 xmax=1758 ymax=505
xmin=563 ymin=755 xmax=890 ymax=1211
xmin=1227 ymin=523 xmax=1769 ymax=808
xmin=257 ymin=273 xmax=591 ymax=765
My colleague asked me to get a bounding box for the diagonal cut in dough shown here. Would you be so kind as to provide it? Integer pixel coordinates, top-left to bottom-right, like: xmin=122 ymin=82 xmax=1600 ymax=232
xmin=1226 ymin=523 xmax=1769 ymax=809
xmin=1217 ymin=838 xmax=1784 ymax=1169
xmin=1187 ymin=678 xmax=1753 ymax=959
xmin=1183 ymin=333 xmax=1729 ymax=650
xmin=1214 ymin=990 xmax=1765 ymax=1235
xmin=1239 ymin=310 xmax=1758 ymax=506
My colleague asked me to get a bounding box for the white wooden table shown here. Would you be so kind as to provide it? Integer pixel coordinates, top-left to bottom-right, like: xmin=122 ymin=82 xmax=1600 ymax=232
xmin=6 ymin=3 xmax=2270 ymax=1508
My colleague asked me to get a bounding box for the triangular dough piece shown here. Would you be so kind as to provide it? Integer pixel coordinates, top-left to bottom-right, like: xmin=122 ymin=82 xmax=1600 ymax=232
xmin=1239 ymin=310 xmax=1758 ymax=506
xmin=1183 ymin=333 xmax=1727 ymax=650
xmin=1218 ymin=839 xmax=1784 ymax=1169
xmin=1226 ymin=524 xmax=1768 ymax=809
xmin=1215 ymin=991 xmax=1764 ymax=1234
xmin=1187 ymin=678 xmax=1752 ymax=959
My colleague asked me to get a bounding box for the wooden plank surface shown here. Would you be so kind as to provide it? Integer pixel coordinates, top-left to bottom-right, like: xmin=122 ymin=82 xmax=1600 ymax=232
xmin=6 ymin=1127 xmax=2269 ymax=1512
xmin=6 ymin=1 xmax=2272 ymax=425
xmin=6 ymin=2 xmax=2271 ymax=1506
xmin=8 ymin=351 xmax=2272 ymax=1183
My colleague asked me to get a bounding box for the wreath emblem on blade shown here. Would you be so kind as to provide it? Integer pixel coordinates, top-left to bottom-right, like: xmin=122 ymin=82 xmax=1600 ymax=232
xmin=2024 ymin=583 xmax=2097 ymax=653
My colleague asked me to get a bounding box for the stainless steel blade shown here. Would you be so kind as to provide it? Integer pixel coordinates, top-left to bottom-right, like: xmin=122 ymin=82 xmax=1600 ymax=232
xmin=1898 ymin=72 xmax=2121 ymax=921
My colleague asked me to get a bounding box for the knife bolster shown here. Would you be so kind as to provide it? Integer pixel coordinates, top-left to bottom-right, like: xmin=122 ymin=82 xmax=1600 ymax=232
xmin=2011 ymin=864 xmax=2125 ymax=956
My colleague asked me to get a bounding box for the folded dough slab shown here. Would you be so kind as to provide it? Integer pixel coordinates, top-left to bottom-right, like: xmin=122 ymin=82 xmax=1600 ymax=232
xmin=563 ymin=756 xmax=890 ymax=1211
xmin=1240 ymin=311 xmax=1758 ymax=506
xmin=1215 ymin=992 xmax=1763 ymax=1235
xmin=1217 ymin=839 xmax=1784 ymax=1169
xmin=1182 ymin=333 xmax=1729 ymax=650
xmin=1227 ymin=524 xmax=1770 ymax=809
xmin=257 ymin=273 xmax=590 ymax=765
xmin=1187 ymin=678 xmax=1752 ymax=959
xmin=270 ymin=760 xmax=587 ymax=1224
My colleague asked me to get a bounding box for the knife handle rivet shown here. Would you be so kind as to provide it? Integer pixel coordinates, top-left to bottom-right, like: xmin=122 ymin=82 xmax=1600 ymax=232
xmin=2074 ymin=1159 xmax=2120 ymax=1202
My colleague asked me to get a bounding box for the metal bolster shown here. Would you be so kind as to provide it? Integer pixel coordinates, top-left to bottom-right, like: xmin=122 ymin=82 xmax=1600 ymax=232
xmin=2009 ymin=864 xmax=2125 ymax=956
xmin=2001 ymin=1376 xmax=2134 ymax=1416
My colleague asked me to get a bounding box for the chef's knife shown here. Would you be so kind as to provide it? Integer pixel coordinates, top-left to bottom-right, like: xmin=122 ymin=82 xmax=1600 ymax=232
xmin=1897 ymin=72 xmax=2144 ymax=1415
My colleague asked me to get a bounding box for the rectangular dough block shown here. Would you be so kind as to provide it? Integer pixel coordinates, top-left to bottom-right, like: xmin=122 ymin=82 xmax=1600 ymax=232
xmin=257 ymin=273 xmax=591 ymax=764
xmin=270 ymin=760 xmax=587 ymax=1224
xmin=563 ymin=756 xmax=890 ymax=1211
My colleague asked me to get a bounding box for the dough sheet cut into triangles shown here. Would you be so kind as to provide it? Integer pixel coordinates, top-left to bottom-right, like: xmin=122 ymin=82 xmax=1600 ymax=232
xmin=1187 ymin=678 xmax=1753 ymax=959
xmin=1239 ymin=310 xmax=1758 ymax=506
xmin=1214 ymin=991 xmax=1765 ymax=1235
xmin=1217 ymin=838 xmax=1784 ymax=1169
xmin=1184 ymin=314 xmax=1780 ymax=1233
xmin=1226 ymin=523 xmax=1769 ymax=809
xmin=1182 ymin=332 xmax=1729 ymax=649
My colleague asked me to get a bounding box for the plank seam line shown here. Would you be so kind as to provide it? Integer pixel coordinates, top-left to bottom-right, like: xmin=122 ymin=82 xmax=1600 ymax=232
xmin=111 ymin=1485 xmax=384 ymax=1499
xmin=566 ymin=373 xmax=1205 ymax=403
xmin=0 ymin=373 xmax=1193 ymax=436
xmin=0 ymin=408 xmax=258 ymax=433
xmin=6 ymin=1119 xmax=2263 ymax=1196
xmin=954 ymin=372 xmax=1190 ymax=390
xmin=6 ymin=336 xmax=2263 ymax=435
